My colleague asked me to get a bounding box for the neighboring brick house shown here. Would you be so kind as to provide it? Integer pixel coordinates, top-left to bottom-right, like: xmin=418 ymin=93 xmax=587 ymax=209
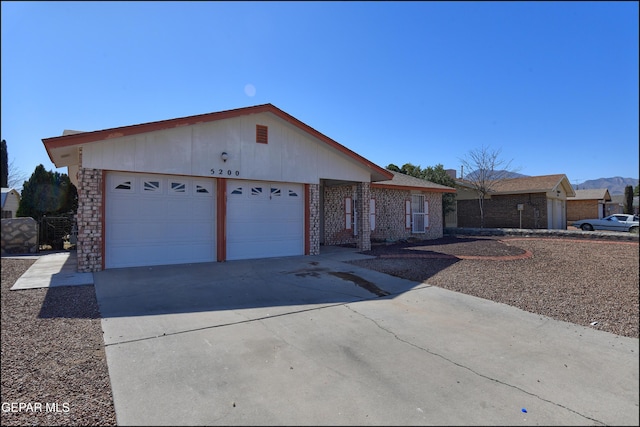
xmin=566 ymin=189 xmax=612 ymax=223
xmin=608 ymin=194 xmax=639 ymax=216
xmin=454 ymin=174 xmax=575 ymax=229
xmin=42 ymin=104 xmax=455 ymax=272
xmin=1 ymin=188 xmax=20 ymax=219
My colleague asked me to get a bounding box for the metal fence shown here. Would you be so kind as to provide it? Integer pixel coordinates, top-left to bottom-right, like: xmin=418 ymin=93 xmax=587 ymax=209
xmin=39 ymin=215 xmax=75 ymax=250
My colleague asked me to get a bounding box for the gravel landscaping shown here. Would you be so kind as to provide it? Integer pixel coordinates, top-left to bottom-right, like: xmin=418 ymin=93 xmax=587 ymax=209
xmin=1 ymin=236 xmax=637 ymax=425
xmin=351 ymin=236 xmax=639 ymax=338
xmin=1 ymin=258 xmax=117 ymax=426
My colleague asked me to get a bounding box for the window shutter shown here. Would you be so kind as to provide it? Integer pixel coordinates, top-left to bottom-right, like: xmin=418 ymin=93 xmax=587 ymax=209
xmin=405 ymin=200 xmax=411 ymax=229
xmin=370 ymin=198 xmax=376 ymax=231
xmin=424 ymin=200 xmax=429 ymax=229
xmin=345 ymin=197 xmax=352 ymax=230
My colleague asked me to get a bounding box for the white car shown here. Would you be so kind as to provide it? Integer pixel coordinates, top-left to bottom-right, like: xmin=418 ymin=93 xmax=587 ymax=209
xmin=572 ymin=214 xmax=639 ymax=233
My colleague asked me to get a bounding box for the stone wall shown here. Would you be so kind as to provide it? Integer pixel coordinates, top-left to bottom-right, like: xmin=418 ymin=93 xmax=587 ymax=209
xmin=323 ymin=185 xmax=444 ymax=246
xmin=355 ymin=182 xmax=371 ymax=251
xmin=370 ymin=187 xmax=444 ymax=241
xmin=307 ymin=183 xmax=320 ymax=255
xmin=1 ymin=217 xmax=39 ymax=254
xmin=324 ymin=184 xmax=359 ymax=247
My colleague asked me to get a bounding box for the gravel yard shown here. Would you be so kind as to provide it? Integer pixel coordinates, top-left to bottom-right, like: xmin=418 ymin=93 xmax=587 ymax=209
xmin=1 ymin=258 xmax=117 ymax=426
xmin=1 ymin=236 xmax=637 ymax=425
xmin=351 ymin=236 xmax=639 ymax=338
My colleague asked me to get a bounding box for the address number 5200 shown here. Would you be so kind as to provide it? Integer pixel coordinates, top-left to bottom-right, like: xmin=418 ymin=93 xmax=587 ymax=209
xmin=211 ymin=169 xmax=240 ymax=177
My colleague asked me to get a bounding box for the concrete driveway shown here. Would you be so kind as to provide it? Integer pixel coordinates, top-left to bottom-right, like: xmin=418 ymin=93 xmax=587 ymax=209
xmin=94 ymin=248 xmax=639 ymax=426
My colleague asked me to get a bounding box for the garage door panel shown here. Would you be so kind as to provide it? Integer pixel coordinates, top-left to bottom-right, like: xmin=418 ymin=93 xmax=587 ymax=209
xmin=106 ymin=172 xmax=216 ymax=268
xmin=136 ymin=198 xmax=167 ymax=217
xmin=227 ymin=180 xmax=304 ymax=261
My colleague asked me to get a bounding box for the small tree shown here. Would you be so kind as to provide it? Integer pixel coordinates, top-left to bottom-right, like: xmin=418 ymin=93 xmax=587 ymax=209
xmin=1 ymin=139 xmax=28 ymax=190
xmin=422 ymin=164 xmax=457 ymax=217
xmin=1 ymin=139 xmax=7 ymax=188
xmin=17 ymin=164 xmax=78 ymax=220
xmin=459 ymin=145 xmax=519 ymax=228
xmin=623 ymin=185 xmax=634 ymax=214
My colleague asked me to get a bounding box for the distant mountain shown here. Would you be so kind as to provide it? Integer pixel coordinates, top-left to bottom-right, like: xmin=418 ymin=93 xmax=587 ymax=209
xmin=574 ymin=177 xmax=639 ymax=195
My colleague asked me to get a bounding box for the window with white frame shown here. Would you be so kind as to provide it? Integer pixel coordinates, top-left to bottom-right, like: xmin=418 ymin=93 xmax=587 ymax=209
xmin=345 ymin=197 xmax=352 ymax=230
xmin=411 ymin=194 xmax=429 ymax=233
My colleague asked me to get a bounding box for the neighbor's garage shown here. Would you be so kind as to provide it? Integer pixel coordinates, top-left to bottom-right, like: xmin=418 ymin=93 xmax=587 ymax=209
xmin=105 ymin=172 xmax=216 ymax=268
xmin=226 ymin=179 xmax=304 ymax=261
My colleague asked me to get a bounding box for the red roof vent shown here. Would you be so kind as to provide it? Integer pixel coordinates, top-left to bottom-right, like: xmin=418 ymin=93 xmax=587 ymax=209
xmin=256 ymin=125 xmax=268 ymax=144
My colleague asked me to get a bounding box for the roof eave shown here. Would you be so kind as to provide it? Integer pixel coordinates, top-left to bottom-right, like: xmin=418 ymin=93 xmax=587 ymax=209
xmin=42 ymin=103 xmax=393 ymax=180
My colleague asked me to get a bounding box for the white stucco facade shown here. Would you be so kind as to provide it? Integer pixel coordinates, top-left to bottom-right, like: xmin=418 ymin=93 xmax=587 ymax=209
xmin=80 ymin=112 xmax=371 ymax=185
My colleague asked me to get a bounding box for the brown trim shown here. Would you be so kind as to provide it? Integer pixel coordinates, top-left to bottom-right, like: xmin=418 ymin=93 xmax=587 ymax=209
xmin=371 ymin=183 xmax=456 ymax=193
xmin=304 ymin=184 xmax=310 ymax=256
xmin=216 ymin=178 xmax=226 ymax=262
xmin=101 ymin=170 xmax=106 ymax=271
xmin=42 ymin=103 xmax=394 ymax=180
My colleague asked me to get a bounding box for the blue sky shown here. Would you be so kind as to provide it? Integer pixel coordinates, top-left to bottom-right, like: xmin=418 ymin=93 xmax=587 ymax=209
xmin=2 ymin=1 xmax=638 ymax=189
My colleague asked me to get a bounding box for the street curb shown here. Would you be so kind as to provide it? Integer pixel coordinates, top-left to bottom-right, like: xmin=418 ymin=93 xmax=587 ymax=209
xmin=444 ymin=227 xmax=639 ymax=242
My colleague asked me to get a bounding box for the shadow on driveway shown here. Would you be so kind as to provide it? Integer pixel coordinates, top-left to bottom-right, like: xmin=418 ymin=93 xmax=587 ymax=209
xmin=89 ymin=255 xmax=436 ymax=320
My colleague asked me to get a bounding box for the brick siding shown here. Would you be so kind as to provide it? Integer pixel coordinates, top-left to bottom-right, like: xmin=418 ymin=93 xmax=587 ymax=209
xmin=308 ymin=183 xmax=320 ymax=255
xmin=457 ymin=193 xmax=548 ymax=229
xmin=324 ymin=185 xmax=444 ymax=246
xmin=567 ymin=200 xmax=601 ymax=222
xmin=76 ymin=167 xmax=103 ymax=272
xmin=370 ymin=187 xmax=443 ymax=241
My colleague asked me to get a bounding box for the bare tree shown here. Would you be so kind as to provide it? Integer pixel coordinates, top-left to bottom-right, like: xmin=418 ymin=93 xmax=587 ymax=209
xmin=8 ymin=158 xmax=28 ymax=191
xmin=459 ymin=145 xmax=519 ymax=228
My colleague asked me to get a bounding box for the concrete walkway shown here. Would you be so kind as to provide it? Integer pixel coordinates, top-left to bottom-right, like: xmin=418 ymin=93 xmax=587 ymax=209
xmin=9 ymin=251 xmax=94 ymax=290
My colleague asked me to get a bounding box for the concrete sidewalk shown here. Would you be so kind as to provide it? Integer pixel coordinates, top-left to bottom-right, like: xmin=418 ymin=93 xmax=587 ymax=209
xmin=9 ymin=251 xmax=94 ymax=290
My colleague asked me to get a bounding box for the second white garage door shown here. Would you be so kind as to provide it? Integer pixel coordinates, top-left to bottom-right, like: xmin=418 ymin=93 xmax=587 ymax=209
xmin=226 ymin=180 xmax=304 ymax=260
xmin=105 ymin=172 xmax=216 ymax=268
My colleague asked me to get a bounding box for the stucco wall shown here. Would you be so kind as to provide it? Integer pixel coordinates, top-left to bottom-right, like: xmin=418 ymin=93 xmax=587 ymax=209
xmin=1 ymin=190 xmax=20 ymax=218
xmin=80 ymin=113 xmax=372 ymax=185
xmin=1 ymin=217 xmax=38 ymax=254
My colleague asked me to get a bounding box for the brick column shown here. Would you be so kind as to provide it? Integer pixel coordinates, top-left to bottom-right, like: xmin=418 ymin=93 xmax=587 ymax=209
xmin=76 ymin=168 xmax=103 ymax=272
xmin=307 ymin=183 xmax=320 ymax=255
xmin=356 ymin=182 xmax=371 ymax=251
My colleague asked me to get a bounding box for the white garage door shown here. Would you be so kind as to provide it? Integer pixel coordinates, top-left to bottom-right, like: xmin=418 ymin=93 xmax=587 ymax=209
xmin=106 ymin=172 xmax=216 ymax=268
xmin=227 ymin=180 xmax=304 ymax=261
